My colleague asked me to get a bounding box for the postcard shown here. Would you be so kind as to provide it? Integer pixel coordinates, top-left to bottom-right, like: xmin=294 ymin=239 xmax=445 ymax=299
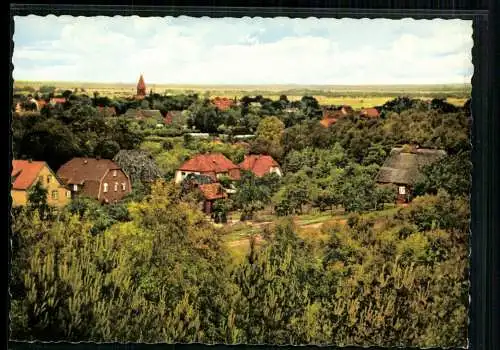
xmin=10 ymin=15 xmax=472 ymax=346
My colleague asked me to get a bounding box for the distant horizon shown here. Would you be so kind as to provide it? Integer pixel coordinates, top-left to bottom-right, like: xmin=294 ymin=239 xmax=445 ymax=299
xmin=14 ymin=80 xmax=472 ymax=89
xmin=13 ymin=16 xmax=473 ymax=85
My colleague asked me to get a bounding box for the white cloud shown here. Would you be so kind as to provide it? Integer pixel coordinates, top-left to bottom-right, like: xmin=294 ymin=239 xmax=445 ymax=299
xmin=12 ymin=16 xmax=473 ymax=85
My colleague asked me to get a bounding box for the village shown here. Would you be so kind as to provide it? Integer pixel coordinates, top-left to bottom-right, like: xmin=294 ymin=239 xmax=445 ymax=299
xmin=10 ymin=74 xmax=472 ymax=344
xmin=11 ymin=74 xmax=455 ymax=227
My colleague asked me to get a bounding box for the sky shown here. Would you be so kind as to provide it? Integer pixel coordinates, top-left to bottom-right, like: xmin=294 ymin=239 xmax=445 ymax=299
xmin=12 ymin=15 xmax=473 ymax=85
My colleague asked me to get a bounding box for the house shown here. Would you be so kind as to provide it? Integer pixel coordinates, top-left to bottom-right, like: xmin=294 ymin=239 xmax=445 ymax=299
xmin=320 ymin=118 xmax=338 ymax=128
xmin=239 ymin=154 xmax=282 ymax=177
xmin=212 ymin=97 xmax=235 ymax=111
xmin=340 ymin=105 xmax=354 ymax=115
xmin=198 ymin=183 xmax=227 ymax=214
xmin=360 ymin=107 xmax=380 ymax=118
xmin=320 ymin=106 xmax=346 ymax=128
xmin=36 ymin=99 xmax=47 ymax=110
xmin=56 ymin=157 xmax=132 ymax=204
xmin=376 ymin=146 xmax=447 ymax=203
xmin=175 ymin=153 xmax=241 ymax=184
xmin=11 ymin=160 xmax=71 ymax=207
xmin=49 ymin=97 xmax=67 ymax=105
xmin=179 ymin=174 xmax=227 ymax=214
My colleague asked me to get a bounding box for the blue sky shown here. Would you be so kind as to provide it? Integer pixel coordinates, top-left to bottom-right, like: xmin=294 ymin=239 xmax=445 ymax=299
xmin=12 ymin=15 xmax=473 ymax=85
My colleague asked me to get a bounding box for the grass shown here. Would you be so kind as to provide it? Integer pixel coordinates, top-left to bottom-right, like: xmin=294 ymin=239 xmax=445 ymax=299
xmin=221 ymin=204 xmax=406 ymax=264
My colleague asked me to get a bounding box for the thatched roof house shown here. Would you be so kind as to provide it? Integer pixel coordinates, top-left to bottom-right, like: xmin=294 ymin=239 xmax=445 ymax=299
xmin=376 ymin=146 xmax=446 ymax=202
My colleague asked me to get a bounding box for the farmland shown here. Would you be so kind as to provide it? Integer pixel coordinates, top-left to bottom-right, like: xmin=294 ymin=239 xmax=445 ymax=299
xmin=13 ymin=80 xmax=471 ymax=108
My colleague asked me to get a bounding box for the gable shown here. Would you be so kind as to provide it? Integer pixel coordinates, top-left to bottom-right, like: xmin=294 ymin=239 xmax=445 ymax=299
xmin=11 ymin=160 xmax=46 ymax=190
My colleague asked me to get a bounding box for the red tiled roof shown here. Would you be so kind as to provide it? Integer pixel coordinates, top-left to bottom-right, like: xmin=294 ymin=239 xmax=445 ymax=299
xmin=360 ymin=108 xmax=380 ymax=118
xmin=239 ymin=155 xmax=280 ymax=177
xmin=56 ymin=157 xmax=122 ymax=185
xmin=320 ymin=118 xmax=337 ymax=128
xmin=36 ymin=100 xmax=47 ymax=109
xmin=11 ymin=160 xmax=46 ymax=190
xmin=179 ymin=153 xmax=239 ymax=174
xmin=199 ymin=183 xmax=227 ymax=201
xmin=212 ymin=97 xmax=234 ymax=111
xmin=50 ymin=97 xmax=66 ymax=104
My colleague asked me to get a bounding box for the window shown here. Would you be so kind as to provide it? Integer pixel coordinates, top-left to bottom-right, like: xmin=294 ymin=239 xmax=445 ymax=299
xmin=399 ymin=186 xmax=406 ymax=195
xmin=103 ymin=183 xmax=108 ymax=192
xmin=122 ymin=183 xmax=126 ymax=191
xmin=73 ymin=184 xmax=78 ymax=191
xmin=66 ymin=191 xmax=71 ymax=198
xmin=47 ymin=175 xmax=52 ymax=183
xmin=114 ymin=182 xmax=118 ymax=191
xmin=51 ymin=190 xmax=58 ymax=200
xmin=113 ymin=170 xmax=117 ymax=177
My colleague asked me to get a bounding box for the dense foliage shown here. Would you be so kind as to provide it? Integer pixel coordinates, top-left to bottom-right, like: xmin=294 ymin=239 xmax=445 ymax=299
xmin=10 ymin=91 xmax=471 ymax=346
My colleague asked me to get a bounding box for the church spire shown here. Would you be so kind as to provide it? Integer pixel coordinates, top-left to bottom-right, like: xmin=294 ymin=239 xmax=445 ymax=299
xmin=137 ymin=74 xmax=146 ymax=97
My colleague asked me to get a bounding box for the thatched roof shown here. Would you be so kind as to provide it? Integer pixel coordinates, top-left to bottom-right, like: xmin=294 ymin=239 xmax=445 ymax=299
xmin=376 ymin=147 xmax=447 ymax=185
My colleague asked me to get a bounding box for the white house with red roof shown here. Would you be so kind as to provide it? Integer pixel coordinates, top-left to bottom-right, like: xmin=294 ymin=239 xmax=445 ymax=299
xmin=239 ymin=154 xmax=282 ymax=177
xmin=175 ymin=153 xmax=241 ymax=184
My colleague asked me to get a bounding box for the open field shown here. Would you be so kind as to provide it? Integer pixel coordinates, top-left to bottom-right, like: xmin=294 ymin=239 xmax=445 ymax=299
xmin=220 ymin=205 xmax=401 ymax=263
xmin=13 ymin=81 xmax=471 ymax=108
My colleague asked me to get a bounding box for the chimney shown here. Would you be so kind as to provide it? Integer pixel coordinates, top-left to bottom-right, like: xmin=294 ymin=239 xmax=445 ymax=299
xmin=28 ymin=158 xmax=32 ymax=163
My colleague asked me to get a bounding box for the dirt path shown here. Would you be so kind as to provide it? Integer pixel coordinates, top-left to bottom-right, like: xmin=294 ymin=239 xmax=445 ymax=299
xmin=226 ymin=234 xmax=263 ymax=247
xmin=299 ymin=218 xmax=347 ymax=229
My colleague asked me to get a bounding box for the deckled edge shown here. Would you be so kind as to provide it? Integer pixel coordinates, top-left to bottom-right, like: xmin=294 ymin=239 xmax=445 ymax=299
xmin=8 ymin=9 xmax=476 ymax=349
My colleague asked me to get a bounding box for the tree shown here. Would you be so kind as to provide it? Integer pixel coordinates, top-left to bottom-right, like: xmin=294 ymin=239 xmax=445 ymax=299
xmin=233 ymin=171 xmax=272 ymax=220
xmin=19 ymin=119 xmax=82 ymax=171
xmin=113 ymin=150 xmax=163 ymax=184
xmin=187 ymin=101 xmax=222 ymax=133
xmin=26 ymin=180 xmax=51 ymax=219
xmin=252 ymin=116 xmax=285 ymax=160
xmin=300 ymin=96 xmax=322 ymax=119
xmin=93 ymin=139 xmax=120 ymax=159
xmin=273 ymin=171 xmax=311 ymax=215
xmin=108 ymin=118 xmax=144 ymax=150
xmin=230 ymin=220 xmax=314 ymax=344
xmin=62 ymin=90 xmax=73 ymax=99
xmin=413 ymin=150 xmax=471 ymax=198
xmin=39 ymin=85 xmax=56 ymax=94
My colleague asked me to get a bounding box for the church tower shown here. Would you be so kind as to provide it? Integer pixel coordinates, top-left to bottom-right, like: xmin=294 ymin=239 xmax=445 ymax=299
xmin=136 ymin=74 xmax=146 ymax=97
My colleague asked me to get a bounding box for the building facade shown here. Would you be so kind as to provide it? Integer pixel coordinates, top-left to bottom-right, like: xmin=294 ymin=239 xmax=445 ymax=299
xmin=57 ymin=157 xmax=132 ymax=204
xmin=11 ymin=160 xmax=71 ymax=207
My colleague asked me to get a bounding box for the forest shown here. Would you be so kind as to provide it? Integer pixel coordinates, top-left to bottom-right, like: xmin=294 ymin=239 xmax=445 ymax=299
xmin=10 ymin=87 xmax=471 ymax=346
